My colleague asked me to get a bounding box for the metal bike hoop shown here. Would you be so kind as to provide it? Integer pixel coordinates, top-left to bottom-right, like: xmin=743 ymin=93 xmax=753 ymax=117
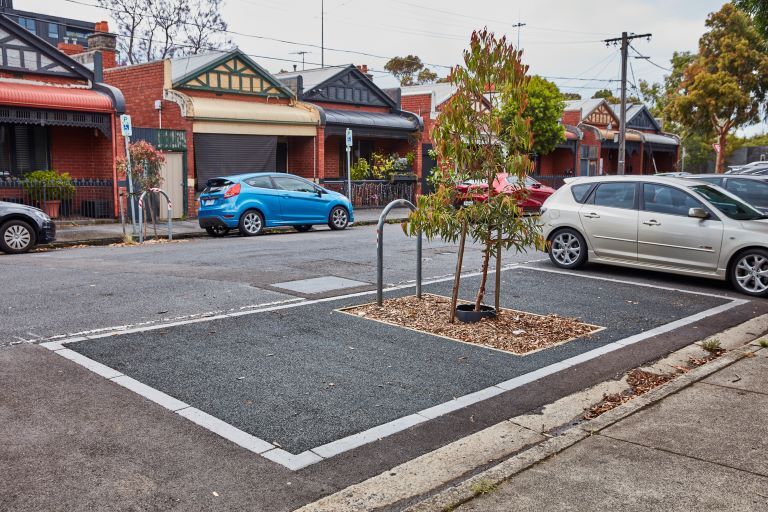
xmin=377 ymin=199 xmax=422 ymax=306
xmin=137 ymin=188 xmax=173 ymax=244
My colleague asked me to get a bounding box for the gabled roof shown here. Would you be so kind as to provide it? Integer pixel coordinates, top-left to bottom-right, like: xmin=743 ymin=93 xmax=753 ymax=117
xmin=563 ymin=98 xmax=605 ymax=118
xmin=611 ymin=103 xmax=663 ymax=132
xmin=276 ymin=64 xmax=397 ymax=109
xmin=0 ymin=13 xmax=94 ymax=81
xmin=170 ymin=49 xmax=294 ymax=98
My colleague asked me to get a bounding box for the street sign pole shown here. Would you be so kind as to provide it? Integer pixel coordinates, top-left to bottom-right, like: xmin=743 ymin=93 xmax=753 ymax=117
xmin=345 ymin=128 xmax=353 ymax=200
xmin=120 ymin=115 xmax=136 ymax=235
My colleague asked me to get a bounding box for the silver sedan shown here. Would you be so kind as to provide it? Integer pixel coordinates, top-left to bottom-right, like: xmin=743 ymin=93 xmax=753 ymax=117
xmin=539 ymin=176 xmax=768 ymax=297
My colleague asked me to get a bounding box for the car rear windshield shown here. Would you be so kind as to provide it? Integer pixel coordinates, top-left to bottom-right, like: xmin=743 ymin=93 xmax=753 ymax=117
xmin=689 ymin=184 xmax=765 ymax=220
xmin=203 ymin=179 xmax=233 ymax=194
xmin=570 ymin=183 xmax=593 ymax=203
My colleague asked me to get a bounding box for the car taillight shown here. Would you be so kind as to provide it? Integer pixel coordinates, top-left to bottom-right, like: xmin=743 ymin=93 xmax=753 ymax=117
xmin=224 ymin=183 xmax=241 ymax=198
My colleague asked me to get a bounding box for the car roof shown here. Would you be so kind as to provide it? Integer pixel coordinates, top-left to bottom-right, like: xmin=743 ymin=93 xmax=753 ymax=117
xmin=564 ymin=175 xmax=695 ymax=186
xmin=215 ymin=172 xmax=302 ymax=181
xmin=682 ymin=173 xmax=768 ymax=180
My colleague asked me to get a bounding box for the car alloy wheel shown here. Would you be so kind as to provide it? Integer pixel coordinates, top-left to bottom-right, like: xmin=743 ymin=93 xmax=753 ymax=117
xmin=239 ymin=210 xmax=264 ymax=236
xmin=549 ymin=229 xmax=586 ymax=269
xmin=2 ymin=222 xmax=33 ymax=253
xmin=329 ymin=207 xmax=348 ymax=230
xmin=733 ymin=252 xmax=768 ymax=296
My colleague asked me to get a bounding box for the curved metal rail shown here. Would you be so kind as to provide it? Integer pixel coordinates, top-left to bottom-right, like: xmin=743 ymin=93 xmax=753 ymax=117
xmin=377 ymin=199 xmax=422 ymax=306
xmin=137 ymin=188 xmax=173 ymax=243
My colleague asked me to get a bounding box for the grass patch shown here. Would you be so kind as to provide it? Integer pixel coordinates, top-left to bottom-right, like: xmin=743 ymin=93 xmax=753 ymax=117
xmin=470 ymin=479 xmax=497 ymax=496
xmin=702 ymin=338 xmax=722 ymax=353
xmin=758 ymin=339 xmax=768 ymax=348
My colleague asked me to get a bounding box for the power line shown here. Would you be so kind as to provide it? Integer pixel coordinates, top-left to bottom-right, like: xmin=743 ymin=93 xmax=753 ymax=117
xmin=629 ymin=44 xmax=672 ymax=71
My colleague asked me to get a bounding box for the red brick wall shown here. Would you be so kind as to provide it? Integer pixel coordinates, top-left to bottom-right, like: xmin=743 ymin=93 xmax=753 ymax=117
xmin=105 ymin=61 xmax=197 ymax=216
xmin=325 ymin=134 xmax=342 ymax=178
xmin=57 ymin=43 xmax=85 ymax=56
xmin=401 ymin=93 xmax=433 ymax=144
xmin=562 ymin=111 xmax=581 ymax=126
xmin=539 ymin=148 xmax=577 ymax=175
xmin=287 ymin=136 xmax=316 ymax=179
xmin=50 ymin=126 xmax=113 ymax=180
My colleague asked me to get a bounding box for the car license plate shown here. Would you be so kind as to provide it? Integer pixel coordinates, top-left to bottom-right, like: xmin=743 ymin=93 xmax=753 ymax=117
xmin=463 ymin=200 xmax=473 ymax=206
xmin=202 ymin=199 xmax=215 ymax=206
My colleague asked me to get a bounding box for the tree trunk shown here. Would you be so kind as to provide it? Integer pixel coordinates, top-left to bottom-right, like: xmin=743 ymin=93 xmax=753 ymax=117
xmin=715 ymin=129 xmax=728 ymax=174
xmin=474 ymin=237 xmax=493 ymax=311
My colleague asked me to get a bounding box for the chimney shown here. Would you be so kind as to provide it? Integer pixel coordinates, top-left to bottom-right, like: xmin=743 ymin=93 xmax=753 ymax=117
xmin=58 ymin=41 xmax=85 ymax=56
xmin=357 ymin=64 xmax=373 ymax=81
xmin=86 ymin=21 xmax=117 ymax=69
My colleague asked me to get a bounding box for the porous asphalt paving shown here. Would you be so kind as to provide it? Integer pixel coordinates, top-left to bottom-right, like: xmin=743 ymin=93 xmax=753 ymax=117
xmin=69 ymin=269 xmax=728 ymax=454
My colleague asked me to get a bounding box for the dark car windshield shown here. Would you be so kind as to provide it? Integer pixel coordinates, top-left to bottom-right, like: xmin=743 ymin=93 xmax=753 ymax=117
xmin=689 ymin=184 xmax=765 ymax=220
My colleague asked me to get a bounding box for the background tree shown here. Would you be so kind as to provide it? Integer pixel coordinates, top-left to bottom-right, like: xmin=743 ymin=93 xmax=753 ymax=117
xmin=591 ymin=88 xmax=619 ymax=103
xmin=98 ymin=0 xmax=232 ymax=64
xmin=735 ymin=0 xmax=768 ymax=41
xmin=405 ymin=30 xmax=543 ymax=316
xmin=670 ymin=3 xmax=768 ymax=172
xmin=384 ymin=55 xmax=439 ymax=86
xmin=562 ymin=92 xmax=582 ymax=100
xmin=502 ymin=75 xmax=565 ymax=165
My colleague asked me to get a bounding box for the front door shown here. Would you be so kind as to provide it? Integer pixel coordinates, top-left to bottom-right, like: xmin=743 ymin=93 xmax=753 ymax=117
xmin=272 ymin=175 xmax=328 ymax=223
xmin=637 ymin=183 xmax=724 ymax=271
xmin=579 ymin=181 xmax=638 ymax=260
xmin=159 ymin=152 xmax=184 ymax=220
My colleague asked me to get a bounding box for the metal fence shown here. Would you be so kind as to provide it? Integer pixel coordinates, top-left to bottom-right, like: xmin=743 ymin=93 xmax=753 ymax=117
xmin=531 ymin=175 xmax=569 ymax=189
xmin=0 ymin=177 xmax=114 ymax=220
xmin=322 ymin=180 xmax=416 ymax=208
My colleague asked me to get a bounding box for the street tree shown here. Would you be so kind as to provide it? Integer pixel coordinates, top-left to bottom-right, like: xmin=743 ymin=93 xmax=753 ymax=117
xmin=405 ymin=29 xmax=544 ymax=318
xmin=562 ymin=92 xmax=582 ymax=100
xmin=670 ymin=3 xmax=768 ymax=172
xmin=384 ymin=55 xmax=439 ymax=86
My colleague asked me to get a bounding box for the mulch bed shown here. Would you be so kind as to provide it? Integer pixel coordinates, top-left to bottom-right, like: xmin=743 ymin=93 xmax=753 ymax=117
xmin=341 ymin=294 xmax=601 ymax=355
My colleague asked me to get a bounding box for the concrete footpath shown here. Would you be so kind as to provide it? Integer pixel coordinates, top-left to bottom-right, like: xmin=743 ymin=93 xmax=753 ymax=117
xmin=423 ymin=347 xmax=768 ymax=512
xmin=54 ymin=207 xmax=410 ymax=243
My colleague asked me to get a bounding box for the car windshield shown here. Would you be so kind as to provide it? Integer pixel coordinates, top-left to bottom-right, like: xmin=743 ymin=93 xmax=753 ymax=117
xmin=689 ymin=184 xmax=766 ymax=221
xmin=505 ymin=176 xmax=538 ymax=187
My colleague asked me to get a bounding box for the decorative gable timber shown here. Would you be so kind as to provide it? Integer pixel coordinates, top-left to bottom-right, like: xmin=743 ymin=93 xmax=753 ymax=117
xmin=0 ymin=15 xmax=93 ymax=80
xmin=584 ymin=102 xmax=619 ymax=127
xmin=173 ymin=51 xmax=292 ymax=99
xmin=626 ymin=106 xmax=662 ymax=132
xmin=300 ymin=66 xmax=396 ymax=108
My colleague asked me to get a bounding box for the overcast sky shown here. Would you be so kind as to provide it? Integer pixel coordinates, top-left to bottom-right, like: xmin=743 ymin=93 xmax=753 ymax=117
xmin=19 ymin=0 xmax=764 ymax=133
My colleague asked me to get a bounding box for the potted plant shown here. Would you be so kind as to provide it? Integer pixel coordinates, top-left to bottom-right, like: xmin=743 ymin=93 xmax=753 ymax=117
xmin=22 ymin=170 xmax=75 ymax=219
xmin=405 ymin=29 xmax=545 ymax=323
xmin=390 ymin=153 xmax=416 ymax=182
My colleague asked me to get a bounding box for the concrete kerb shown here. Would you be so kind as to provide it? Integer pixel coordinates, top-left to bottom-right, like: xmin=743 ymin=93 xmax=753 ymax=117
xmin=41 ymin=216 xmax=410 ymax=250
xmin=402 ymin=323 xmax=768 ymax=512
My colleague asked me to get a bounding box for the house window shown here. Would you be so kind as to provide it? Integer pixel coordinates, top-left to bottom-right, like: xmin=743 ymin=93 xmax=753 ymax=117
xmin=0 ymin=124 xmax=50 ymax=177
xmin=48 ymin=23 xmax=59 ymax=40
xmin=66 ymin=30 xmax=87 ymax=44
xmin=17 ymin=17 xmax=36 ymax=34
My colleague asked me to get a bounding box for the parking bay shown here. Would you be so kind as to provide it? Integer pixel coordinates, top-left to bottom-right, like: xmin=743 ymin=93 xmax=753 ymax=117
xmin=60 ymin=266 xmax=748 ymax=470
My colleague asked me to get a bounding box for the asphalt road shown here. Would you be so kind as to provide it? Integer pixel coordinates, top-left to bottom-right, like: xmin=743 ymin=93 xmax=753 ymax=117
xmin=0 ymin=223 xmax=543 ymax=345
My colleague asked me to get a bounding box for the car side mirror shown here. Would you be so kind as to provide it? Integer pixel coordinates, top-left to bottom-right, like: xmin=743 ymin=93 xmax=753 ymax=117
xmin=688 ymin=207 xmax=709 ymax=219
xmin=316 ymin=188 xmax=326 ymax=196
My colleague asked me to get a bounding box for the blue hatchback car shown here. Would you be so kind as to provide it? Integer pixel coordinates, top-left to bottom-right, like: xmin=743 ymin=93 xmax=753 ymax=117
xmin=198 ymin=173 xmax=354 ymax=237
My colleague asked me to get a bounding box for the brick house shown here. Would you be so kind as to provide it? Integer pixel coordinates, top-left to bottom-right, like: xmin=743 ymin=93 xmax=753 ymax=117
xmin=277 ymin=65 xmax=423 ymax=191
xmin=102 ymin=49 xmax=320 ymax=217
xmin=0 ymin=13 xmax=124 ymax=218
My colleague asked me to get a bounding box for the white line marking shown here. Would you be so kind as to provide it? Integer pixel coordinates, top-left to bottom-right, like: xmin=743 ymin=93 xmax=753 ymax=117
xmin=46 ymin=264 xmax=749 ymax=471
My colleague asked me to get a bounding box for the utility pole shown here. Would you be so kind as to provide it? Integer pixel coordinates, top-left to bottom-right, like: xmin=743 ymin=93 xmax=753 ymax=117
xmin=603 ymin=32 xmax=652 ymax=175
xmin=511 ymin=21 xmax=526 ymax=49
xmin=291 ymin=51 xmax=311 ymax=70
xmin=321 ymin=0 xmax=324 ymax=67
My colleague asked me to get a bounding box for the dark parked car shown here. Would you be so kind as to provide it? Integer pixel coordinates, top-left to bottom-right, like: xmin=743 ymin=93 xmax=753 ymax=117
xmin=683 ymin=174 xmax=768 ymax=213
xmin=0 ymin=201 xmax=56 ymax=254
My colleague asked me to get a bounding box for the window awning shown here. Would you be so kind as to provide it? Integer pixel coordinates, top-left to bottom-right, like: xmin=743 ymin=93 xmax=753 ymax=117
xmin=322 ymin=108 xmax=421 ymax=139
xmin=0 ymin=82 xmax=114 ymax=112
xmin=597 ymin=129 xmax=644 ymax=143
xmin=183 ymin=96 xmax=319 ymax=136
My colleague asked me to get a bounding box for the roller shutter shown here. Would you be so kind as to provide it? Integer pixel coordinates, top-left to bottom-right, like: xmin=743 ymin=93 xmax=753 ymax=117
xmin=193 ymin=133 xmax=277 ymax=190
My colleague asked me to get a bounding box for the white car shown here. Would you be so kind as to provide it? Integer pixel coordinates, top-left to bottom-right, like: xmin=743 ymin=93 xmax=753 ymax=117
xmin=539 ymin=176 xmax=768 ymax=297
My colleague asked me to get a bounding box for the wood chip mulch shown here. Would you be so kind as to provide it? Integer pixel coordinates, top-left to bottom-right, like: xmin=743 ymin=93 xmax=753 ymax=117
xmin=342 ymin=294 xmax=601 ymax=355
xmin=584 ymin=369 xmax=675 ymax=419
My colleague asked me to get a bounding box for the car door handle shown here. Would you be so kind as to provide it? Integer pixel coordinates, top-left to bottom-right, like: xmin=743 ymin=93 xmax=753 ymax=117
xmin=642 ymin=220 xmax=661 ymax=226
xmin=583 ymin=212 xmax=600 ymax=219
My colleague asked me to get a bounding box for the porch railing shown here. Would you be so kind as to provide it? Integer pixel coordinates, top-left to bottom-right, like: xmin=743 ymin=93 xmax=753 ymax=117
xmin=322 ymin=180 xmax=416 ymax=208
xmin=0 ymin=177 xmax=114 ymax=220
